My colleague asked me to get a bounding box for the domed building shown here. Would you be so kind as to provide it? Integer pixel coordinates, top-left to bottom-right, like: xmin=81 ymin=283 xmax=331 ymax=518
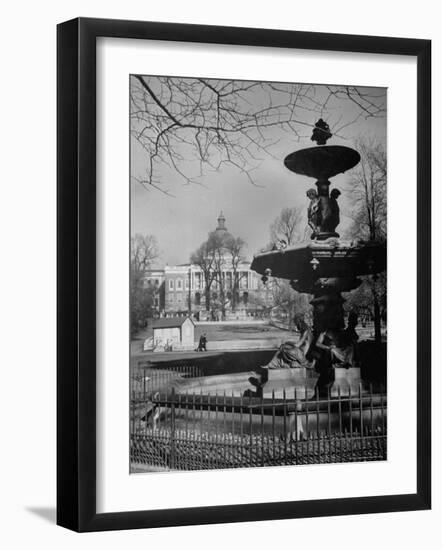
xmin=144 ymin=212 xmax=274 ymax=320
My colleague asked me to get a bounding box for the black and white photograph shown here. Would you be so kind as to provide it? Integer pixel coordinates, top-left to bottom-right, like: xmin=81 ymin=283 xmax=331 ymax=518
xmin=0 ymin=0 xmax=435 ymax=542
xmin=129 ymin=75 xmax=387 ymax=472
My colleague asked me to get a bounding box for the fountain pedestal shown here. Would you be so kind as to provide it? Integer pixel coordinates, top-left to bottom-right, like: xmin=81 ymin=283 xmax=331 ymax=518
xmin=310 ymin=292 xmax=345 ymax=336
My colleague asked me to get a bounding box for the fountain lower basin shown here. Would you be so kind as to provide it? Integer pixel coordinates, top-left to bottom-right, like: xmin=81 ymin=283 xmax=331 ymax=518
xmin=170 ymin=367 xmax=365 ymax=399
xmin=251 ymin=240 xmax=386 ymax=292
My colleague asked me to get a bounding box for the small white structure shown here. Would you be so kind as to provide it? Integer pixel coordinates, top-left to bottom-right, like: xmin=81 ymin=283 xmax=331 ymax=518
xmin=151 ymin=316 xmax=195 ymax=351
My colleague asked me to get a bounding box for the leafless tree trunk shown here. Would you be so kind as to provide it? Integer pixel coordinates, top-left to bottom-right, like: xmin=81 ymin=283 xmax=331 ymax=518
xmin=190 ymin=242 xmax=217 ymax=311
xmin=224 ymin=235 xmax=246 ymax=311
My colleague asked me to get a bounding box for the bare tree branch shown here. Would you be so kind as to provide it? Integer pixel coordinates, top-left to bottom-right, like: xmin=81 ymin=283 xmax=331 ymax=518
xmin=131 ymin=76 xmax=386 ymax=190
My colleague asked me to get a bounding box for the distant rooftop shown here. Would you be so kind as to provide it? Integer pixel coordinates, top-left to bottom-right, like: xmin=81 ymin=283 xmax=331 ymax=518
xmin=152 ymin=316 xmax=194 ymax=329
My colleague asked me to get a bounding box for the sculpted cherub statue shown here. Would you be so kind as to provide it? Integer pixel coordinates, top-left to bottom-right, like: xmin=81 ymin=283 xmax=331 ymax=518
xmin=306 ymin=188 xmax=320 ymax=237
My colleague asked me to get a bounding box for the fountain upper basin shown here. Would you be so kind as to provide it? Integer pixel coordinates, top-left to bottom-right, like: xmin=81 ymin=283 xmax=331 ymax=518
xmin=284 ymin=145 xmax=361 ymax=179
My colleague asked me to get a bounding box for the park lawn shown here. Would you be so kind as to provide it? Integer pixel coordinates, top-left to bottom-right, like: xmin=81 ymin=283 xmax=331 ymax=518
xmin=194 ymin=323 xmax=291 ymax=342
xmin=132 ymin=322 xmax=292 ymax=344
xmin=130 ymin=322 xmax=292 ymax=357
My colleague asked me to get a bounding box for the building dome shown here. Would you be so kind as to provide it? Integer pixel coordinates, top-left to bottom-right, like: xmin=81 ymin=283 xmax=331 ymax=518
xmin=215 ymin=211 xmax=227 ymax=233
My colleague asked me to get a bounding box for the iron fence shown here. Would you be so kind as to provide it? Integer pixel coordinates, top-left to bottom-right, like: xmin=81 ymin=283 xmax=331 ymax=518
xmin=130 ymin=368 xmax=387 ymax=471
xmin=130 ymin=361 xmax=203 ymax=399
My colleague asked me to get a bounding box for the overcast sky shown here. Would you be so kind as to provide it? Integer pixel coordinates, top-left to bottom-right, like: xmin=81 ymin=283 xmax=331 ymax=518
xmin=131 ymin=79 xmax=386 ymax=267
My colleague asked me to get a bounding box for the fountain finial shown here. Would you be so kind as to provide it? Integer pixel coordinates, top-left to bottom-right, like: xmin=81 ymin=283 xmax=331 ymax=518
xmin=311 ymin=119 xmax=332 ymax=145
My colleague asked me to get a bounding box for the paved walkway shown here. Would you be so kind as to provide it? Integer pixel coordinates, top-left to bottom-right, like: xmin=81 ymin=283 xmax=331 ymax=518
xmin=131 ymin=322 xmax=291 ymax=356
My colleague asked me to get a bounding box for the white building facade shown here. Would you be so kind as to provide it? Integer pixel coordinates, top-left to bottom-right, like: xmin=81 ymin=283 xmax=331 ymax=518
xmin=144 ymin=213 xmax=274 ymax=319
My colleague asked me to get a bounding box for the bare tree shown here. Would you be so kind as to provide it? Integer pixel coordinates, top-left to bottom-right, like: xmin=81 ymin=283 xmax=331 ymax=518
xmin=191 ymin=230 xmax=248 ymax=317
xmin=270 ymin=206 xmax=304 ymax=245
xmin=131 ymin=76 xmax=386 ymax=190
xmin=130 ymin=234 xmax=160 ymax=334
xmin=344 ymin=272 xmax=387 ymax=327
xmin=131 ymin=234 xmax=160 ymax=273
xmin=190 ymin=240 xmax=217 ymax=312
xmin=347 ymin=137 xmax=387 ymax=344
xmin=268 ymin=278 xmax=312 ymax=331
xmin=224 ymin=235 xmax=246 ymax=311
xmin=348 ymin=138 xmax=387 ymax=242
xmin=260 ymin=205 xmax=311 ymax=327
xmin=208 ymin=231 xmax=230 ymax=320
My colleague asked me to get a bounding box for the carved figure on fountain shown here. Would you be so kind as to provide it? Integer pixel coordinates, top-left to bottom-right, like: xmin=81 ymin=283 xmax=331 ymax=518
xmin=316 ymin=195 xmax=337 ymax=237
xmin=326 ymin=188 xmax=341 ymax=233
xmin=306 ymin=188 xmax=321 ymax=237
xmin=306 ymin=179 xmax=341 ymax=239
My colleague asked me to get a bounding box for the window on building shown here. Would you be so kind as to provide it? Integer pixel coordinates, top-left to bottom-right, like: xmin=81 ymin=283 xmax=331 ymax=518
xmin=185 ymin=277 xmax=190 ymax=290
xmin=177 ymin=278 xmax=183 ymax=290
xmin=168 ymin=279 xmax=174 ymax=291
xmin=243 ymin=292 xmax=249 ymax=305
xmin=195 ymin=273 xmax=201 ymax=289
xmin=241 ymin=272 xmax=248 ymax=289
xmin=195 ymin=292 xmax=201 ymax=306
xmin=177 ymin=293 xmax=182 ymax=302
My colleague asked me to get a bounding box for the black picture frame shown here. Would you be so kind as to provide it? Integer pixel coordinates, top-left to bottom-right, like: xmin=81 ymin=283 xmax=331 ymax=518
xmin=57 ymin=17 xmax=431 ymax=532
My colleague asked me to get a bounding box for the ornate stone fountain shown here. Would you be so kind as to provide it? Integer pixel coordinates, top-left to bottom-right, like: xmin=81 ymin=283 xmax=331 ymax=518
xmin=250 ymin=119 xmax=386 ymax=394
xmin=155 ymin=120 xmax=386 ymax=401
